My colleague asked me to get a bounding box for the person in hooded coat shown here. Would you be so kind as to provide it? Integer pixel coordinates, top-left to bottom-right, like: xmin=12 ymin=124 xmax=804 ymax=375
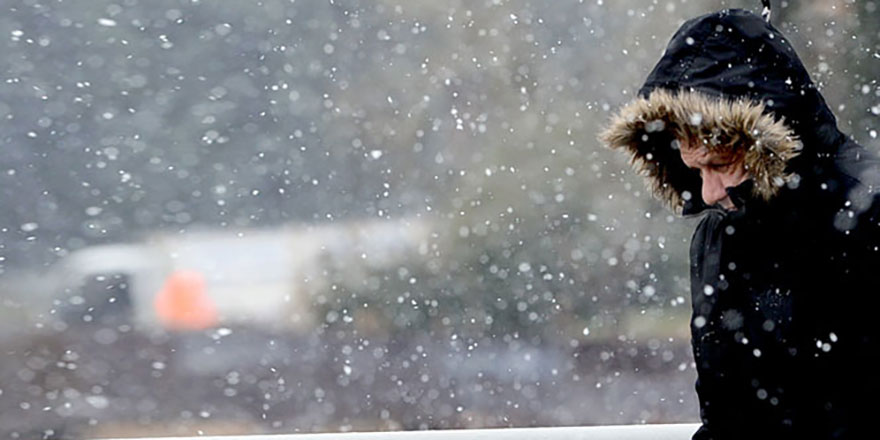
xmin=600 ymin=9 xmax=880 ymax=440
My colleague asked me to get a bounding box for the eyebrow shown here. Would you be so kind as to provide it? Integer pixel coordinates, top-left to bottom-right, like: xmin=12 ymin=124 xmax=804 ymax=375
xmin=707 ymin=159 xmax=733 ymax=166
xmin=681 ymin=156 xmax=734 ymax=171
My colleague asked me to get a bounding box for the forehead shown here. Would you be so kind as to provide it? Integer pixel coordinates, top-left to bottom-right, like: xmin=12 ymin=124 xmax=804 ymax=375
xmin=679 ymin=143 xmax=738 ymax=165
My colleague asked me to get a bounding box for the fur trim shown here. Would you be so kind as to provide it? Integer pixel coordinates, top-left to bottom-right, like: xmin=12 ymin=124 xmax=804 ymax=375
xmin=599 ymin=89 xmax=802 ymax=213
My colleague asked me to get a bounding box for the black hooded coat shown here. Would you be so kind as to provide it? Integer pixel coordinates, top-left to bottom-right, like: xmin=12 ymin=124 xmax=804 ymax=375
xmin=601 ymin=9 xmax=880 ymax=439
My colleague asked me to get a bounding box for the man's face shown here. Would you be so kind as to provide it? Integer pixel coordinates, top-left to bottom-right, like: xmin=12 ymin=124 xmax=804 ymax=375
xmin=679 ymin=138 xmax=749 ymax=210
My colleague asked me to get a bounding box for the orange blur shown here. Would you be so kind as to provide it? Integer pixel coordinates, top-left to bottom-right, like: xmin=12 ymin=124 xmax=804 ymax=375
xmin=153 ymin=270 xmax=217 ymax=330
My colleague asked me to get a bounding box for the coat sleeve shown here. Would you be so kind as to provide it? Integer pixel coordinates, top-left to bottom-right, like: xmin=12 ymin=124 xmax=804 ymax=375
xmin=692 ymin=415 xmax=714 ymax=440
xmin=688 ymin=212 xmax=727 ymax=440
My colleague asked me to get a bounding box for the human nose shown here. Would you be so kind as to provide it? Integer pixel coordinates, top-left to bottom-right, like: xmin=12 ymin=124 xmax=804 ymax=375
xmin=701 ymin=172 xmax=728 ymax=206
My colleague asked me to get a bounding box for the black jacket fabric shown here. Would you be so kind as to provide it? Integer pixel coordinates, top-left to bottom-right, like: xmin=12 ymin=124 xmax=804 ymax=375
xmin=602 ymin=9 xmax=880 ymax=439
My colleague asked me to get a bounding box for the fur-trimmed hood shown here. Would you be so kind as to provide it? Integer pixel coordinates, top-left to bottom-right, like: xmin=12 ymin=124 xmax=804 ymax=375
xmin=600 ymin=9 xmax=847 ymax=215
xmin=600 ymin=89 xmax=801 ymax=213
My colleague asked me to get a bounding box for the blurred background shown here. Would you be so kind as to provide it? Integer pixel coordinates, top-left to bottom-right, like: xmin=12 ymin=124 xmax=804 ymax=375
xmin=0 ymin=0 xmax=877 ymax=438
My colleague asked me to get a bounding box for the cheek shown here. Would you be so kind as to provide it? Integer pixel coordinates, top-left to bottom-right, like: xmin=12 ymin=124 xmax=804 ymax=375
xmin=721 ymin=168 xmax=748 ymax=187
